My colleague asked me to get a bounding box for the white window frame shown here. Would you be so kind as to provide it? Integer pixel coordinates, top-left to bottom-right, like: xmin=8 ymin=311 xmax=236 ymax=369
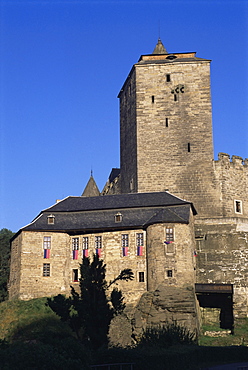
xmin=43 ymin=236 xmax=51 ymax=249
xmin=234 ymin=199 xmax=243 ymax=214
xmin=72 ymin=237 xmax=79 ymax=250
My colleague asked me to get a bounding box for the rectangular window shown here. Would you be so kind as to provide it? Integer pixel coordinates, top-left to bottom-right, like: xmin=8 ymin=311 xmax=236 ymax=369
xmin=95 ymin=236 xmax=102 ymax=258
xmin=167 ymin=270 xmax=173 ymax=278
xmin=73 ymin=269 xmax=79 ymax=282
xmin=152 ymin=95 xmax=155 ymax=103
xmin=174 ymin=94 xmax=177 ymax=101
xmin=235 ymin=200 xmax=242 ymax=214
xmin=137 ymin=233 xmax=144 ymax=256
xmin=72 ymin=237 xmax=79 ymax=250
xmin=165 ymin=118 xmax=169 ymax=127
xmin=121 ymin=234 xmax=129 ymax=247
xmin=136 ymin=233 xmax=143 ymax=246
xmin=139 ymin=272 xmax=145 ymax=282
xmin=115 ymin=213 xmax=122 ymax=222
xmin=47 ymin=215 xmax=55 ymax=224
xmin=166 ymin=74 xmax=171 ymax=82
xmin=166 ymin=227 xmax=174 ymax=242
xmin=72 ymin=237 xmax=79 ymax=259
xmin=43 ymin=263 xmax=50 ymax=277
xmin=82 ymin=237 xmax=89 ymax=249
xmin=43 ymin=236 xmax=51 ymax=249
xmin=130 ymin=178 xmax=134 ymax=191
xmin=188 ymin=143 xmax=191 ymax=152
xmin=122 ymin=234 xmax=129 ymax=257
xmin=95 ymin=236 xmax=102 ymax=248
xmin=82 ymin=237 xmax=89 ymax=257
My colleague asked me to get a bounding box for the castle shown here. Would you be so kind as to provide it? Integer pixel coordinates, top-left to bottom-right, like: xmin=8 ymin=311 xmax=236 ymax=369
xmin=9 ymin=40 xmax=248 ymax=340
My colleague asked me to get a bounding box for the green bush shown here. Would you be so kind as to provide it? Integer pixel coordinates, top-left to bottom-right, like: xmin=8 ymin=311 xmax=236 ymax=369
xmin=137 ymin=322 xmax=196 ymax=349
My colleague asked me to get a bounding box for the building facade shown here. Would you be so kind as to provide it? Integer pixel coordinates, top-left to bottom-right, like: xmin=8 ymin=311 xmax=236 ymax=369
xmin=9 ymin=40 xmax=248 ymax=340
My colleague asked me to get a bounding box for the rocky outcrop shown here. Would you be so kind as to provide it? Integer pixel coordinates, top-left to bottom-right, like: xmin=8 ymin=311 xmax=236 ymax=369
xmin=109 ymin=285 xmax=199 ymax=346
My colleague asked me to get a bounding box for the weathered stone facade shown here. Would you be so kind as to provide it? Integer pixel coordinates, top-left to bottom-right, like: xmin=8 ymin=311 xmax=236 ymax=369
xmin=118 ymin=51 xmax=222 ymax=219
xmin=9 ymin=229 xmax=147 ymax=302
xmin=8 ymin=39 xmax=248 ymax=343
xmin=9 ymin=192 xmax=199 ymax=342
xmin=116 ymin=41 xmax=248 ymax=322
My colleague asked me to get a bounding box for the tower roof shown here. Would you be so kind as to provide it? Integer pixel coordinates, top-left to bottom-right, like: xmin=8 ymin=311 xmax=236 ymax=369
xmin=152 ymin=38 xmax=168 ymax=55
xmin=81 ymin=175 xmax=100 ymax=197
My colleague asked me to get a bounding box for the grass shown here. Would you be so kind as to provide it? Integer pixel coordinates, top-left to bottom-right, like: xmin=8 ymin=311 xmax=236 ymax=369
xmin=199 ymin=318 xmax=248 ymax=347
xmin=1 ymin=298 xmax=248 ymax=369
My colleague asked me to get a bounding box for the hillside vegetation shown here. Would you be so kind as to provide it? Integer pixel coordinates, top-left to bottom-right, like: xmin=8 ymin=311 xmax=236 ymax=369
xmin=1 ymin=298 xmax=248 ymax=369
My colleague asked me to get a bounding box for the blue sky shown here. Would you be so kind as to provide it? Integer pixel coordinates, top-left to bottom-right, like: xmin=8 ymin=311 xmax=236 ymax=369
xmin=1 ymin=0 xmax=248 ymax=232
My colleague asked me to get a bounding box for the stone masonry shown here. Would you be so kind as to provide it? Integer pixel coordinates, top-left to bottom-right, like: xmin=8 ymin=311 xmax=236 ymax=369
xmin=8 ymin=39 xmax=248 ymax=344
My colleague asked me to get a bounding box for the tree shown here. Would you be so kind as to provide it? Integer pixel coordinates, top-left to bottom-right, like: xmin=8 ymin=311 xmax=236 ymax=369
xmin=47 ymin=254 xmax=134 ymax=349
xmin=0 ymin=228 xmax=15 ymax=302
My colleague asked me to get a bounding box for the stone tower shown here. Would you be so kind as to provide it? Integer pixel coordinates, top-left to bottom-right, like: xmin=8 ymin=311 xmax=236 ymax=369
xmin=118 ymin=39 xmax=222 ymax=218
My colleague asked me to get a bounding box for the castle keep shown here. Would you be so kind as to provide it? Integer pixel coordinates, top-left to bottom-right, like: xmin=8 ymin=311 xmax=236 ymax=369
xmin=9 ymin=40 xmax=248 ymax=340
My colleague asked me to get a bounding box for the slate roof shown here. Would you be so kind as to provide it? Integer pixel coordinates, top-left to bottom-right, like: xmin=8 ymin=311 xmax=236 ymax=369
xmin=17 ymin=192 xmax=196 ymax=236
xmin=43 ymin=191 xmax=195 ymax=213
xmin=81 ymin=175 xmax=100 ymax=197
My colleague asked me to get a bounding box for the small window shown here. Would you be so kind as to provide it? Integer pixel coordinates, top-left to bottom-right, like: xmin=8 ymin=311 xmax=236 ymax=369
xmin=167 ymin=270 xmax=173 ymax=278
xmin=73 ymin=269 xmax=79 ymax=282
xmin=115 ymin=212 xmax=122 ymax=222
xmin=72 ymin=238 xmax=79 ymax=250
xmin=188 ymin=143 xmax=191 ymax=152
xmin=121 ymin=234 xmax=129 ymax=247
xmin=43 ymin=263 xmax=50 ymax=277
xmin=72 ymin=238 xmax=79 ymax=259
xmin=165 ymin=118 xmax=169 ymax=127
xmin=165 ymin=227 xmax=174 ymax=242
xmin=82 ymin=237 xmax=89 ymax=258
xmin=139 ymin=272 xmax=145 ymax=282
xmin=235 ymin=200 xmax=242 ymax=214
xmin=130 ymin=178 xmax=134 ymax=191
xmin=95 ymin=236 xmax=102 ymax=258
xmin=82 ymin=237 xmax=89 ymax=249
xmin=136 ymin=233 xmax=144 ymax=246
xmin=166 ymin=74 xmax=171 ymax=82
xmin=174 ymin=94 xmax=177 ymax=102
xmin=152 ymin=95 xmax=155 ymax=103
xmin=95 ymin=236 xmax=102 ymax=248
xmin=43 ymin=236 xmax=51 ymax=249
xmin=137 ymin=233 xmax=144 ymax=256
xmin=47 ymin=215 xmax=55 ymax=225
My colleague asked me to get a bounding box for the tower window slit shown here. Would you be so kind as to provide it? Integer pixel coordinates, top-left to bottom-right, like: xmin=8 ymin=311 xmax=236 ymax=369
xmin=188 ymin=143 xmax=191 ymax=152
xmin=166 ymin=74 xmax=171 ymax=82
xmin=174 ymin=94 xmax=177 ymax=101
xmin=165 ymin=118 xmax=169 ymax=127
xmin=152 ymin=95 xmax=155 ymax=103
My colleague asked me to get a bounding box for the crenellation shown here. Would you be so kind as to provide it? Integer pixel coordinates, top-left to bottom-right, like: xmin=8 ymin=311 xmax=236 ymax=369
xmin=231 ymin=155 xmax=244 ymax=166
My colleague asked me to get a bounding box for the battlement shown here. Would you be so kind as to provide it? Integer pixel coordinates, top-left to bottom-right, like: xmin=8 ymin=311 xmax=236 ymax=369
xmin=215 ymin=153 xmax=248 ymax=167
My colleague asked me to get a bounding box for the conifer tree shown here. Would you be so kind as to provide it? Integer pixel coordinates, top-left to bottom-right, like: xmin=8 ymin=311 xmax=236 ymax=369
xmin=47 ymin=254 xmax=133 ymax=349
xmin=0 ymin=228 xmax=14 ymax=302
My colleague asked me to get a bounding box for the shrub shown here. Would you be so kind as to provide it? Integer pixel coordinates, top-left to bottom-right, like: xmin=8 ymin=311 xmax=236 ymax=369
xmin=137 ymin=322 xmax=196 ymax=349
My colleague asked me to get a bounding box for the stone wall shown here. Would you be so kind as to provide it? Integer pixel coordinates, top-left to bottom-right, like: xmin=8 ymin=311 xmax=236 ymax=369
xmin=214 ymin=153 xmax=248 ymax=218
xmin=9 ymin=228 xmax=147 ymax=303
xmin=119 ymin=55 xmax=223 ymax=219
xmin=146 ymin=217 xmax=196 ymax=291
xmin=8 ymin=233 xmax=22 ymax=299
xmin=195 ymin=221 xmax=248 ymax=317
xmin=119 ymin=69 xmax=138 ymax=194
